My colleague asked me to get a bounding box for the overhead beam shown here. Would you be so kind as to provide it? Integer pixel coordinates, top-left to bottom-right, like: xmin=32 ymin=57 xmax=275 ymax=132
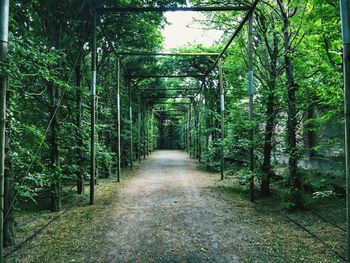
xmin=140 ymin=88 xmax=199 ymax=91
xmin=113 ymin=52 xmax=221 ymax=57
xmin=154 ymin=102 xmax=190 ymax=104
xmin=142 ymin=96 xmax=192 ymax=99
xmin=153 ymin=109 xmax=186 ymax=112
xmin=204 ymin=0 xmax=260 ymax=76
xmin=98 ymin=6 xmax=250 ymax=14
xmin=128 ymin=74 xmax=204 ymax=79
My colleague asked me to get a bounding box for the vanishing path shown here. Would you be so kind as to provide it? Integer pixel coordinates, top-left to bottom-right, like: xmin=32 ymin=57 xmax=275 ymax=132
xmin=104 ymin=150 xmax=257 ymax=262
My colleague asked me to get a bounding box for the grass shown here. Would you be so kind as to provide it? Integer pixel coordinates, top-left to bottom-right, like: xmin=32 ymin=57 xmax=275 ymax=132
xmin=5 ymin=166 xmax=138 ymax=263
xmin=5 ymin=160 xmax=347 ymax=263
xmin=205 ymin=166 xmax=346 ymax=263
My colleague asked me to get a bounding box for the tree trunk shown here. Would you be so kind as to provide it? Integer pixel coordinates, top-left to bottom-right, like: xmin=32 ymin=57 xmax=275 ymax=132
xmin=49 ymin=82 xmax=61 ymax=212
xmin=4 ymin=110 xmax=14 ymax=246
xmin=261 ymin=26 xmax=279 ymax=196
xmin=280 ymin=2 xmax=303 ymax=208
xmin=261 ymin=92 xmax=275 ymax=196
xmin=75 ymin=57 xmax=84 ymax=194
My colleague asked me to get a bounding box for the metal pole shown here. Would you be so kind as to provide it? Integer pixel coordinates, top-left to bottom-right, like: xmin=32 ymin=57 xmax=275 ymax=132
xmin=151 ymin=109 xmax=154 ymax=152
xmin=183 ymin=123 xmax=185 ymax=150
xmin=248 ymin=14 xmax=255 ymax=202
xmin=90 ymin=11 xmax=97 ymax=205
xmin=95 ymin=97 xmax=99 ymax=185
xmin=98 ymin=6 xmax=250 ymax=14
xmin=193 ymin=103 xmax=196 ymax=158
xmin=138 ymin=94 xmax=141 ymax=164
xmin=219 ymin=59 xmax=225 ymax=181
xmin=189 ymin=103 xmax=192 ymax=157
xmin=186 ymin=109 xmax=190 ymax=153
xmin=340 ymin=0 xmax=350 ymax=261
xmin=142 ymin=103 xmax=146 ymax=159
xmin=110 ymin=52 xmax=221 ymax=57
xmin=0 ymin=0 xmax=9 ymax=260
xmin=198 ymin=111 xmax=201 ymax=162
xmin=184 ymin=120 xmax=187 ymax=151
xmin=148 ymin=109 xmax=151 ymax=154
xmin=117 ymin=58 xmax=121 ymax=182
xmin=146 ymin=107 xmax=149 ymax=156
xmin=129 ymin=85 xmax=133 ymax=170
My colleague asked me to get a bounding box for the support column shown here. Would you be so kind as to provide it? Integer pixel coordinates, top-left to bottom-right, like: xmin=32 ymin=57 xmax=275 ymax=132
xmin=189 ymin=102 xmax=192 ymax=158
xmin=138 ymin=94 xmax=141 ymax=164
xmin=90 ymin=11 xmax=97 ymax=205
xmin=95 ymin=97 xmax=99 ymax=185
xmin=204 ymin=84 xmax=209 ymax=170
xmin=129 ymin=85 xmax=133 ymax=170
xmin=146 ymin=107 xmax=149 ymax=156
xmin=193 ymin=102 xmax=197 ymax=158
xmin=185 ymin=110 xmax=188 ymax=152
xmin=148 ymin=109 xmax=150 ymax=154
xmin=117 ymin=58 xmax=121 ymax=182
xmin=248 ymin=14 xmax=255 ymax=202
xmin=340 ymin=0 xmax=350 ymax=261
xmin=0 ymin=0 xmax=9 ymax=260
xmin=143 ymin=103 xmax=146 ymax=159
xmin=219 ymin=59 xmax=225 ymax=181
xmin=151 ymin=109 xmax=154 ymax=152
xmin=198 ymin=112 xmax=201 ymax=162
xmin=184 ymin=120 xmax=187 ymax=151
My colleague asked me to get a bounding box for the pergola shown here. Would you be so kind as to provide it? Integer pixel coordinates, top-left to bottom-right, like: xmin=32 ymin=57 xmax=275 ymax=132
xmin=92 ymin=0 xmax=259 ymax=206
xmin=0 ymin=0 xmax=349 ymax=261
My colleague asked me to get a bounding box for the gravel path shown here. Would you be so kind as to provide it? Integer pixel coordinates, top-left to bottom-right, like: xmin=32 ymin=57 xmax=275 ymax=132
xmin=7 ymin=150 xmax=341 ymax=262
xmin=104 ymin=150 xmax=258 ymax=262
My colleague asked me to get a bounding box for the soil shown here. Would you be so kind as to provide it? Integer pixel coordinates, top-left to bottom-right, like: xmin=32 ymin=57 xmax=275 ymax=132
xmin=7 ymin=150 xmax=344 ymax=262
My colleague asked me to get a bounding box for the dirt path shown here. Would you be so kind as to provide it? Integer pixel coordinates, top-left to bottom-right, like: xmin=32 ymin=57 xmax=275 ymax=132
xmin=7 ymin=150 xmax=342 ymax=262
xmin=103 ymin=150 xmax=257 ymax=262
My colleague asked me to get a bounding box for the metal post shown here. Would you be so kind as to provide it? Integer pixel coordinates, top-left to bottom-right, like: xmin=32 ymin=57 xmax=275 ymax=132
xmin=117 ymin=58 xmax=121 ymax=182
xmin=184 ymin=121 xmax=187 ymax=151
xmin=142 ymin=103 xmax=146 ymax=159
xmin=248 ymin=14 xmax=255 ymax=202
xmin=189 ymin=102 xmax=192 ymax=158
xmin=90 ymin=11 xmax=97 ymax=205
xmin=185 ymin=122 xmax=187 ymax=151
xmin=129 ymin=85 xmax=133 ymax=170
xmin=219 ymin=59 xmax=225 ymax=181
xmin=148 ymin=109 xmax=150 ymax=155
xmin=198 ymin=111 xmax=201 ymax=162
xmin=151 ymin=109 xmax=155 ymax=153
xmin=95 ymin=97 xmax=99 ymax=185
xmin=146 ymin=107 xmax=149 ymax=156
xmin=0 ymin=0 xmax=9 ymax=260
xmin=138 ymin=94 xmax=141 ymax=164
xmin=183 ymin=123 xmax=185 ymax=150
xmin=193 ymin=103 xmax=197 ymax=158
xmin=204 ymin=85 xmax=209 ymax=154
xmin=341 ymin=0 xmax=350 ymax=261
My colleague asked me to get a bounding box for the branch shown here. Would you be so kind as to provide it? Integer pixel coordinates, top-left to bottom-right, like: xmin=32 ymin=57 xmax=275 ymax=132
xmin=323 ymin=37 xmax=342 ymax=73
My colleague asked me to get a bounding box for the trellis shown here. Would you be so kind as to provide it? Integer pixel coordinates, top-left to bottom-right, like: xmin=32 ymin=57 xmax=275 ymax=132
xmin=92 ymin=0 xmax=259 ymax=211
xmin=0 ymin=0 xmax=348 ymax=262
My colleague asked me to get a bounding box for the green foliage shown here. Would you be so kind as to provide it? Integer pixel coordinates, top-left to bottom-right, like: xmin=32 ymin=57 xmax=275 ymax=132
xmin=2 ymin=0 xmax=346 ymax=248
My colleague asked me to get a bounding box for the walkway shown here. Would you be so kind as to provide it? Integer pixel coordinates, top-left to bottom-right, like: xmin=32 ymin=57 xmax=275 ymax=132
xmin=7 ymin=150 xmax=341 ymax=262
xmin=104 ymin=150 xmax=256 ymax=262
